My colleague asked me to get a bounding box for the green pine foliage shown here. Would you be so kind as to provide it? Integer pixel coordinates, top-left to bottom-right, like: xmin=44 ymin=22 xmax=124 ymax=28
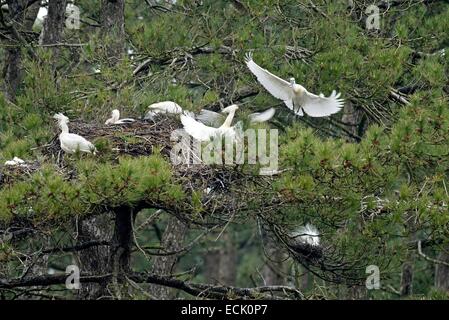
xmin=1 ymin=0 xmax=449 ymax=299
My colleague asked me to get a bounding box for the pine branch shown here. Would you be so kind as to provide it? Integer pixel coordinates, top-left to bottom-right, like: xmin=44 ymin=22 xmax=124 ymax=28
xmin=0 ymin=272 xmax=304 ymax=299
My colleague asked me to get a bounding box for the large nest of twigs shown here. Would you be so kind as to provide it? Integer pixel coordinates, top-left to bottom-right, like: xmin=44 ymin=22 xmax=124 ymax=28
xmin=43 ymin=116 xmax=180 ymax=160
xmin=2 ymin=115 xmax=261 ymax=210
xmin=0 ymin=161 xmax=42 ymax=188
xmin=287 ymin=241 xmax=324 ymax=262
xmin=271 ymin=225 xmax=324 ymax=264
xmin=41 ymin=115 xmax=258 ymax=191
xmin=0 ymin=115 xmax=270 ymax=228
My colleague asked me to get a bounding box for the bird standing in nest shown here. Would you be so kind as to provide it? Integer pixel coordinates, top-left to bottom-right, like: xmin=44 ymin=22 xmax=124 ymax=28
xmin=53 ymin=113 xmax=97 ymax=155
xmin=180 ymin=104 xmax=242 ymax=142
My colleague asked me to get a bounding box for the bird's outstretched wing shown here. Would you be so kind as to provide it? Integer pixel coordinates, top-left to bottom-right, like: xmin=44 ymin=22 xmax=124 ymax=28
xmin=196 ymin=109 xmax=224 ymax=127
xmin=245 ymin=52 xmax=292 ymax=102
xmin=180 ymin=112 xmax=218 ymax=142
xmin=249 ymin=107 xmax=276 ymax=123
xmin=301 ymin=90 xmax=344 ymax=117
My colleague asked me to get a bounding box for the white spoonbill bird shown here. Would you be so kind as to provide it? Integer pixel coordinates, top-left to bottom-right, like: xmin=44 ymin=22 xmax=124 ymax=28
xmin=245 ymin=52 xmax=343 ymax=117
xmin=290 ymin=224 xmax=320 ymax=247
xmin=180 ymin=104 xmax=242 ymax=142
xmin=53 ymin=113 xmax=97 ymax=155
xmin=144 ymin=101 xmax=183 ymax=120
xmin=105 ymin=109 xmax=135 ymax=125
xmin=196 ymin=107 xmax=275 ymax=126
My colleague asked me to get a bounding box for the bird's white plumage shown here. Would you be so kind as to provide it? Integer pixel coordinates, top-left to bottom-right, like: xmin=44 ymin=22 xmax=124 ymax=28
xmin=4 ymin=157 xmax=26 ymax=166
xmin=249 ymin=107 xmax=276 ymax=123
xmin=197 ymin=106 xmax=275 ymax=127
xmin=145 ymin=101 xmax=183 ymax=120
xmin=290 ymin=223 xmax=320 ymax=247
xmin=105 ymin=109 xmax=120 ymax=125
xmin=300 ymin=90 xmax=343 ymax=117
xmin=245 ymin=52 xmax=292 ymax=101
xmin=180 ymin=105 xmax=240 ymax=142
xmin=245 ymin=52 xmax=343 ymax=117
xmin=180 ymin=114 xmax=219 ymax=141
xmin=105 ymin=109 xmax=135 ymax=125
xmin=54 ymin=113 xmax=97 ymax=155
xmin=60 ymin=133 xmax=97 ymax=154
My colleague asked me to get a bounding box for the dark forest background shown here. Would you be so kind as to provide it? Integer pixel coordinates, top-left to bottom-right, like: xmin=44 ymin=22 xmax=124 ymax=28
xmin=0 ymin=0 xmax=449 ymax=299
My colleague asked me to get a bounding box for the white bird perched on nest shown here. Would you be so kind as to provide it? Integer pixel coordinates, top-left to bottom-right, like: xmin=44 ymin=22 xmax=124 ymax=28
xmin=53 ymin=113 xmax=97 ymax=155
xmin=245 ymin=52 xmax=344 ymax=117
xmin=105 ymin=109 xmax=135 ymax=125
xmin=180 ymin=104 xmax=242 ymax=142
xmin=290 ymin=223 xmax=320 ymax=247
xmin=144 ymin=101 xmax=183 ymax=120
xmin=4 ymin=157 xmax=26 ymax=166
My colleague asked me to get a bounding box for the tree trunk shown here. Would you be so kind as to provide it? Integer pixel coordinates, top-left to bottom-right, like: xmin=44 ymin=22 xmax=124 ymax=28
xmin=149 ymin=216 xmax=188 ymax=299
xmin=401 ymin=216 xmax=416 ymax=297
xmin=400 ymin=261 xmax=413 ymax=296
xmin=1 ymin=0 xmax=40 ymax=101
xmin=77 ymin=213 xmax=114 ymax=299
xmin=435 ymin=247 xmax=449 ymax=291
xmin=341 ymin=101 xmax=367 ymax=141
xmin=101 ymin=0 xmax=125 ymax=64
xmin=204 ymin=248 xmax=221 ymax=284
xmin=218 ymin=231 xmax=237 ymax=286
xmin=74 ymin=1 xmax=127 ymax=299
xmin=40 ymin=0 xmax=67 ymax=50
xmin=203 ymin=231 xmax=237 ymax=286
xmin=262 ymin=234 xmax=286 ymax=285
xmin=111 ymin=208 xmax=135 ymax=273
xmin=109 ymin=207 xmax=135 ymax=299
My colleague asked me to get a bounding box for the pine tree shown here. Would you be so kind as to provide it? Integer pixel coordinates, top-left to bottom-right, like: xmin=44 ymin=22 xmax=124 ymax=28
xmin=0 ymin=0 xmax=448 ymax=299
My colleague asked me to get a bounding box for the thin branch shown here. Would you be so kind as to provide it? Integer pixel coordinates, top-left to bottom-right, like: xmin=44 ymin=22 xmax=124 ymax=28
xmin=417 ymin=240 xmax=449 ymax=267
xmin=0 ymin=272 xmax=304 ymax=299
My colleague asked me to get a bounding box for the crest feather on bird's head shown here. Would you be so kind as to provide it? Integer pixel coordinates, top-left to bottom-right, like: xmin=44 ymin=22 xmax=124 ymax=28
xmin=53 ymin=113 xmax=69 ymax=123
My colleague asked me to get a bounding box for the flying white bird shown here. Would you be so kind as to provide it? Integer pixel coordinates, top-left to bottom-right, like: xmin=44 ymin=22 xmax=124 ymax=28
xmin=105 ymin=109 xmax=135 ymax=125
xmin=290 ymin=223 xmax=320 ymax=247
xmin=53 ymin=113 xmax=97 ymax=155
xmin=4 ymin=157 xmax=26 ymax=166
xmin=245 ymin=52 xmax=343 ymax=117
xmin=144 ymin=101 xmax=183 ymax=120
xmin=180 ymin=104 xmax=242 ymax=142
